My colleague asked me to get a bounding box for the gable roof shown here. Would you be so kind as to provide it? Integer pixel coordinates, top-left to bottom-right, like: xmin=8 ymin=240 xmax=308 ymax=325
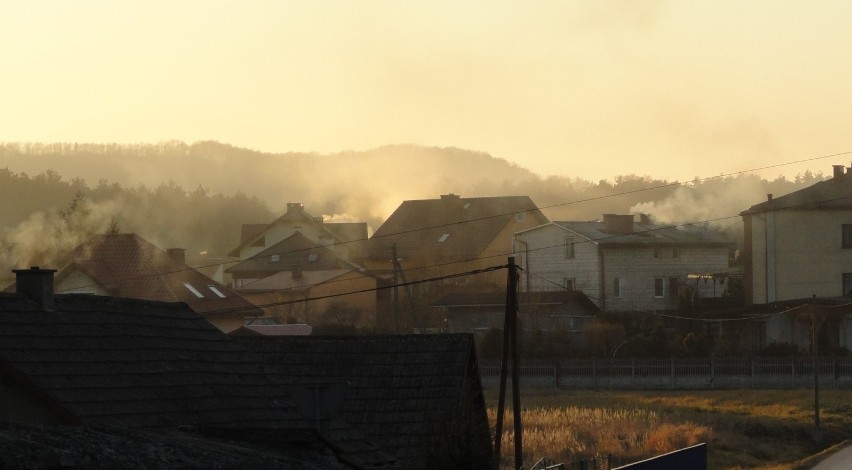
xmin=0 ymin=291 xmax=398 ymax=468
xmin=367 ymin=194 xmax=547 ymax=263
xmin=53 ymin=233 xmax=263 ymax=319
xmin=226 ymin=231 xmax=353 ymax=275
xmin=0 ymin=293 xmax=305 ymax=430
xmin=229 ymin=204 xmax=368 ymax=259
xmin=741 ymin=171 xmax=852 ymax=215
xmin=238 ymin=334 xmax=493 ymax=469
xmin=549 ymin=220 xmax=731 ymax=246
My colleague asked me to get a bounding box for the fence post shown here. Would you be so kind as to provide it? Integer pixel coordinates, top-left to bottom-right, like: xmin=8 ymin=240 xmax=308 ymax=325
xmin=751 ymin=358 xmax=755 ymax=389
xmin=631 ymin=358 xmax=636 ymax=386
xmin=710 ymin=357 xmax=715 ymax=389
xmin=592 ymin=358 xmax=597 ymax=389
xmin=833 ymin=358 xmax=838 ymax=389
xmin=554 ymin=358 xmax=559 ymax=389
xmin=671 ymin=358 xmax=676 ymax=389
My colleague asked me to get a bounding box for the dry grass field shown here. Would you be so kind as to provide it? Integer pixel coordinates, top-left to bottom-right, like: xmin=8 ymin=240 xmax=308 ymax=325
xmin=487 ymin=389 xmax=852 ymax=469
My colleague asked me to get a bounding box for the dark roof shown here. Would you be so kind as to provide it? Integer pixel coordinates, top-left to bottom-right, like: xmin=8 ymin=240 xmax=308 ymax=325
xmin=0 ymin=293 xmax=305 ymax=430
xmin=53 ymin=233 xmax=263 ymax=318
xmin=0 ymin=421 xmax=353 ymax=469
xmin=429 ymin=290 xmax=600 ymax=313
xmin=226 ymin=231 xmax=348 ymax=275
xmin=239 ymin=334 xmax=493 ymax=469
xmin=367 ymin=194 xmax=547 ymax=262
xmin=0 ymin=293 xmax=397 ymax=468
xmin=551 ymin=221 xmax=732 ymax=246
xmin=239 ymin=224 xmax=269 ymax=246
xmin=741 ymin=172 xmax=852 ymax=215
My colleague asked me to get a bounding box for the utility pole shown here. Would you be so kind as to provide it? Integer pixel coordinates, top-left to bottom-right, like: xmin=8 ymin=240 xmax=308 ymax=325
xmin=812 ymin=294 xmax=822 ymax=443
xmin=494 ymin=257 xmax=523 ymax=470
xmin=391 ymin=244 xmax=399 ymax=333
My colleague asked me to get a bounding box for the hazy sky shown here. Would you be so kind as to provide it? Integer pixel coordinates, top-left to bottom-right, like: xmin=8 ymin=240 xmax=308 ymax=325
xmin=3 ymin=1 xmax=851 ymax=182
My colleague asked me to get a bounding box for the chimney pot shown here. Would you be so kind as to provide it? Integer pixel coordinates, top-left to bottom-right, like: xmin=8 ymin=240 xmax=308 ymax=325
xmin=602 ymin=214 xmax=634 ymax=234
xmin=767 ymin=194 xmax=773 ymax=201
xmin=167 ymin=248 xmax=186 ymax=264
xmin=833 ymin=165 xmax=845 ymax=179
xmin=13 ymin=267 xmax=57 ymax=311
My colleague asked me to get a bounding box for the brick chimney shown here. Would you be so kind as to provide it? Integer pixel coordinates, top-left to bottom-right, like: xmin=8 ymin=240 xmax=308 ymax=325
xmin=602 ymin=214 xmax=634 ymax=234
xmin=167 ymin=248 xmax=186 ymax=264
xmin=833 ymin=165 xmax=845 ymax=179
xmin=13 ymin=267 xmax=57 ymax=311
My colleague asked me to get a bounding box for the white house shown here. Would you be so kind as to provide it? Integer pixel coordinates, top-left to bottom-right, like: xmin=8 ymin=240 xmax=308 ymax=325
xmin=514 ymin=214 xmax=734 ymax=313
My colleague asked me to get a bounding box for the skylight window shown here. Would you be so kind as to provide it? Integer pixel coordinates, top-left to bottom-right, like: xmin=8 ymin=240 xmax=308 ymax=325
xmin=438 ymin=233 xmax=450 ymax=243
xmin=271 ymin=254 xmax=280 ymax=262
xmin=183 ymin=283 xmax=205 ymax=298
xmin=208 ymin=285 xmax=227 ymax=298
xmin=308 ymin=253 xmax=318 ymax=262
xmin=463 ymin=202 xmax=471 ymax=209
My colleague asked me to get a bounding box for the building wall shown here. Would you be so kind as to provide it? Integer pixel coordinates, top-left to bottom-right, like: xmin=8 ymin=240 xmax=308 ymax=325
xmin=516 ymin=225 xmax=601 ymax=301
xmin=747 ymin=209 xmax=852 ymax=303
xmin=239 ymin=221 xmax=327 ymax=260
xmin=518 ymin=225 xmax=730 ymax=312
xmin=601 ymin=245 xmax=730 ymax=312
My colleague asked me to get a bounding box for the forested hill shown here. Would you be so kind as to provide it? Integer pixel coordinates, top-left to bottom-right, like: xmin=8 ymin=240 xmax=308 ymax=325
xmin=0 ymin=141 xmax=827 ymax=284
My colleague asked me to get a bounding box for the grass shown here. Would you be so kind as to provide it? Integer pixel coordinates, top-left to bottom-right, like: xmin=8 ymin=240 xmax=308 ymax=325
xmin=487 ymin=388 xmax=852 ymax=469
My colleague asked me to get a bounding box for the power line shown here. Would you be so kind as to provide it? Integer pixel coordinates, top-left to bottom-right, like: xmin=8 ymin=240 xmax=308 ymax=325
xmin=50 ymin=150 xmax=852 ymax=296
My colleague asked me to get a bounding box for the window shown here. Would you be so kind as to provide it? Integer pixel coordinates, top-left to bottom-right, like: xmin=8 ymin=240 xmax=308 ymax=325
xmin=270 ymin=254 xmax=280 ymax=262
xmin=208 ymin=285 xmax=227 ymax=298
xmin=437 ymin=233 xmax=450 ymax=243
xmin=654 ymin=277 xmax=665 ymax=298
xmin=515 ymin=212 xmax=526 ymax=222
xmin=843 ymin=225 xmax=852 ymax=248
xmin=843 ymin=273 xmax=852 ymax=296
xmin=564 ymin=278 xmax=575 ymax=291
xmin=308 ymin=253 xmax=318 ymax=262
xmin=668 ymin=277 xmax=679 ymax=299
xmin=613 ymin=277 xmax=622 ymax=298
xmin=564 ymin=236 xmax=575 ymax=259
xmin=653 ymin=247 xmax=661 ymax=259
xmin=183 ymin=283 xmax=205 ymax=298
xmin=672 ymin=247 xmax=680 ymax=259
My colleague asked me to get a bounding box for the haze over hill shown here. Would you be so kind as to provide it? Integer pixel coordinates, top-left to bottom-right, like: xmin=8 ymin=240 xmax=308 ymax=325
xmin=0 ymin=140 xmax=828 ymax=282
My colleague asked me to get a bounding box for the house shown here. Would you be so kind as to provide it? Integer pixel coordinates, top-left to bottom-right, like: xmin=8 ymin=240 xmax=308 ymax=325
xmin=514 ymin=214 xmax=734 ymax=313
xmin=227 ymin=231 xmax=378 ymax=327
xmin=429 ymin=290 xmax=599 ymax=337
xmin=229 ymin=202 xmax=368 ymax=265
xmin=239 ymin=334 xmax=494 ymax=469
xmin=741 ymin=164 xmax=852 ymax=304
xmin=0 ymin=267 xmax=398 ymax=469
xmin=37 ymin=233 xmax=263 ymax=333
xmin=365 ymin=194 xmax=548 ymax=308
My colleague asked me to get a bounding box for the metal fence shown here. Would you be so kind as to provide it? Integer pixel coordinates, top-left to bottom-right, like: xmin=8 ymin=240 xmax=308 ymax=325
xmin=480 ymin=357 xmax=852 ymax=389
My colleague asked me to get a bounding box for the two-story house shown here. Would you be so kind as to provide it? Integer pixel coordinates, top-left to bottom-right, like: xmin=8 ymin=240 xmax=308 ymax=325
xmin=515 ymin=214 xmax=733 ymax=312
xmin=742 ymin=164 xmax=852 ymax=304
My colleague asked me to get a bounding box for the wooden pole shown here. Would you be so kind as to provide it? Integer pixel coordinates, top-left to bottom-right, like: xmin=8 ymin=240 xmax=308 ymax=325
xmin=494 ymin=261 xmax=513 ymax=465
xmin=812 ymin=294 xmax=822 ymax=443
xmin=509 ymin=257 xmax=523 ymax=470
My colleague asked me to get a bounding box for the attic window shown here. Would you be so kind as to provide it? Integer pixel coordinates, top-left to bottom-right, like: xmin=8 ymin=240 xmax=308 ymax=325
xmin=208 ymin=285 xmax=227 ymax=298
xmin=437 ymin=233 xmax=450 ymax=243
xmin=308 ymin=253 xmax=318 ymax=262
xmin=271 ymin=254 xmax=280 ymax=262
xmin=183 ymin=283 xmax=205 ymax=298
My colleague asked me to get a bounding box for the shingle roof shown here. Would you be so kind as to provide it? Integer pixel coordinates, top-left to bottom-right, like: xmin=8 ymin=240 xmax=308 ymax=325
xmin=367 ymin=194 xmax=547 ymax=263
xmin=741 ymin=173 xmax=852 ymax=215
xmin=226 ymin=232 xmax=346 ymax=275
xmin=0 ymin=421 xmax=353 ymax=469
xmin=53 ymin=234 xmax=262 ymax=318
xmin=553 ymin=221 xmax=732 ymax=246
xmin=0 ymin=293 xmax=305 ymax=430
xmin=239 ymin=334 xmax=493 ymax=469
xmin=0 ymin=292 xmax=398 ymax=468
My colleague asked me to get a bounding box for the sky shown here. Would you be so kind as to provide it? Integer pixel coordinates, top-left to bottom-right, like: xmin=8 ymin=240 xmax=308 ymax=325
xmin=3 ymin=1 xmax=852 ymax=183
